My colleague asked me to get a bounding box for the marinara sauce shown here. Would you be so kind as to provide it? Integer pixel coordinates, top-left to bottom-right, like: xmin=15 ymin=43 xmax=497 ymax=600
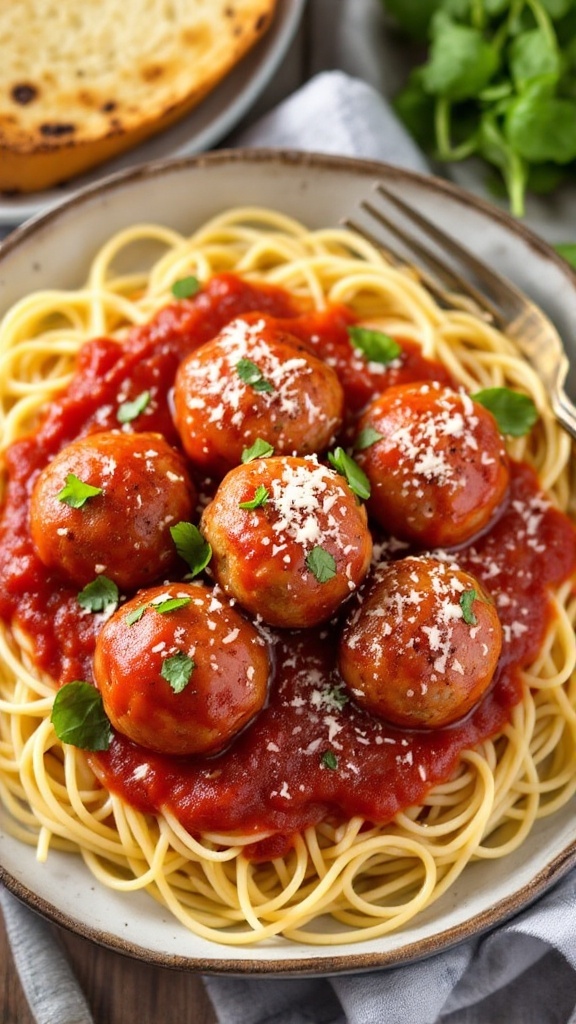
xmin=1 ymin=274 xmax=574 ymax=859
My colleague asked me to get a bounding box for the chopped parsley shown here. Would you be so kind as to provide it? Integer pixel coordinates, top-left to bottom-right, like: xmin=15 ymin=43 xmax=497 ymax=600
xmin=117 ymin=390 xmax=150 ymax=424
xmin=50 ymin=681 xmax=112 ymax=751
xmin=56 ymin=474 xmax=102 ymax=508
xmin=153 ymin=596 xmax=191 ymax=615
xmin=77 ymin=575 xmax=119 ymax=614
xmin=126 ymin=595 xmax=191 ymax=624
xmin=320 ymin=750 xmax=338 ymax=770
xmin=170 ymin=521 xmax=212 ymax=578
xmin=161 ymin=651 xmax=195 ymax=693
xmin=354 ymin=426 xmax=384 ymax=451
xmin=472 ymin=387 xmax=538 ymax=437
xmin=126 ymin=605 xmax=146 ymax=626
xmin=171 ymin=275 xmax=200 ymax=299
xmin=241 ymin=438 xmax=275 ymax=463
xmin=306 ymin=545 xmax=337 ymax=583
xmin=236 ymin=357 xmax=274 ymax=393
xmin=460 ymin=589 xmax=478 ymax=626
xmin=348 ymin=326 xmax=401 ymax=364
xmin=239 ymin=485 xmax=269 ymax=510
xmin=328 ymin=446 xmax=371 ymax=500
xmin=324 ymin=684 xmax=349 ymax=710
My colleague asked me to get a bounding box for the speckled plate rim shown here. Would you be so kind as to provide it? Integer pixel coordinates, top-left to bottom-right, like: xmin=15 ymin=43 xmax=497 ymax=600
xmin=0 ymin=148 xmax=575 ymax=976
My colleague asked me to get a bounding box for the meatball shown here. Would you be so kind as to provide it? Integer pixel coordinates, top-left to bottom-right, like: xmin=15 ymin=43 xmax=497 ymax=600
xmin=173 ymin=313 xmax=344 ymax=477
xmin=338 ymin=556 xmax=502 ymax=729
xmin=200 ymin=455 xmax=373 ymax=628
xmin=30 ymin=431 xmax=195 ymax=590
xmin=354 ymin=382 xmax=509 ymax=547
xmin=94 ymin=582 xmax=270 ymax=756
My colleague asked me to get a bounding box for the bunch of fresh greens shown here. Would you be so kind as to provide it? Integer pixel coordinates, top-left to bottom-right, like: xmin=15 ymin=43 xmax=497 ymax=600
xmin=382 ymin=0 xmax=576 ymax=216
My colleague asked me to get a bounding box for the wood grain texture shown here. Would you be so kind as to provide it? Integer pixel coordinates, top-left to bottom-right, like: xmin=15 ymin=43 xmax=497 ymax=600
xmin=0 ymin=908 xmax=217 ymax=1024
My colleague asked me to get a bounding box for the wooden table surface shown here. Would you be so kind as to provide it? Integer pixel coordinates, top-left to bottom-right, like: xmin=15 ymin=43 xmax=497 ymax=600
xmin=0 ymin=907 xmax=217 ymax=1024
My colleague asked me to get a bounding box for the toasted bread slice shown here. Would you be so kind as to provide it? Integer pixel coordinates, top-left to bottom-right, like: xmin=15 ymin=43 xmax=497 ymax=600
xmin=0 ymin=0 xmax=276 ymax=193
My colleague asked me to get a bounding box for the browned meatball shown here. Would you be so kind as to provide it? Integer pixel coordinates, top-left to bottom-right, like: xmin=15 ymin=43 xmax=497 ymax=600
xmin=94 ymin=582 xmax=270 ymax=755
xmin=200 ymin=455 xmax=373 ymax=629
xmin=354 ymin=382 xmax=509 ymax=547
xmin=338 ymin=556 xmax=502 ymax=729
xmin=173 ymin=313 xmax=344 ymax=477
xmin=30 ymin=431 xmax=195 ymax=590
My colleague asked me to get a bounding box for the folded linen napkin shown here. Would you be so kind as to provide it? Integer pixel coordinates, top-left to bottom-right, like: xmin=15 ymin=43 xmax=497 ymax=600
xmin=0 ymin=885 xmax=94 ymax=1024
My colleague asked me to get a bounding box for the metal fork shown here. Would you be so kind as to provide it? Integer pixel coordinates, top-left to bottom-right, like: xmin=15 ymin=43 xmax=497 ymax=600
xmin=343 ymin=184 xmax=576 ymax=443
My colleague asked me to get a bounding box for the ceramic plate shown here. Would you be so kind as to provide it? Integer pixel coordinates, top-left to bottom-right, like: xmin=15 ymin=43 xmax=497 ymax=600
xmin=0 ymin=150 xmax=575 ymax=975
xmin=0 ymin=0 xmax=305 ymax=227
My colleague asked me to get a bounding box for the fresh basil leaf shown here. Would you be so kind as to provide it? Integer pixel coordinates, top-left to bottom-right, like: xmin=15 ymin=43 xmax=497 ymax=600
xmin=171 ymin=276 xmax=200 ymax=299
xmin=241 ymin=438 xmax=275 ymax=463
xmin=77 ymin=575 xmax=119 ymax=614
xmin=472 ymin=387 xmax=538 ymax=436
xmin=320 ymin=750 xmax=338 ymax=770
xmin=306 ymin=546 xmax=337 ymax=584
xmin=239 ymin=485 xmax=269 ymax=510
xmin=328 ymin=447 xmax=371 ymax=500
xmin=236 ymin=358 xmax=274 ymax=393
xmin=117 ymin=390 xmax=150 ymax=424
xmin=161 ymin=651 xmax=195 ymax=693
xmin=51 ymin=681 xmax=112 ymax=751
xmin=460 ymin=589 xmax=478 ymax=626
xmin=56 ymin=474 xmax=102 ymax=508
xmin=354 ymin=426 xmax=384 ymax=451
xmin=170 ymin=522 xmax=212 ymax=578
xmin=347 ymin=326 xmax=401 ymax=364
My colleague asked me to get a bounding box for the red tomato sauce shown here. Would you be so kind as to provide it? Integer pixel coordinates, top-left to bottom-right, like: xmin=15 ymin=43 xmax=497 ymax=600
xmin=1 ymin=274 xmax=574 ymax=860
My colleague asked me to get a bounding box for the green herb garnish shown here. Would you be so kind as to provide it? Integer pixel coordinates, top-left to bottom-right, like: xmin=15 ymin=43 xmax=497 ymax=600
xmin=328 ymin=446 xmax=371 ymax=500
xmin=241 ymin=438 xmax=275 ymax=463
xmin=239 ymin=485 xmax=269 ymax=510
xmin=555 ymin=243 xmax=576 ymax=270
xmin=348 ymin=326 xmax=401 ymax=364
xmin=354 ymin=426 xmax=384 ymax=451
xmin=126 ymin=605 xmax=146 ymax=626
xmin=153 ymin=597 xmax=191 ymax=615
xmin=77 ymin=575 xmax=119 ymax=614
xmin=472 ymin=387 xmax=538 ymax=437
xmin=170 ymin=521 xmax=212 ymax=578
xmin=171 ymin=275 xmax=200 ymax=299
xmin=56 ymin=474 xmax=102 ymax=508
xmin=385 ymin=0 xmax=576 ymax=216
xmin=236 ymin=358 xmax=274 ymax=393
xmin=161 ymin=651 xmax=195 ymax=693
xmin=320 ymin=750 xmax=338 ymax=771
xmin=460 ymin=589 xmax=478 ymax=626
xmin=117 ymin=390 xmax=150 ymax=424
xmin=51 ymin=681 xmax=112 ymax=751
xmin=323 ymin=684 xmax=349 ymax=711
xmin=306 ymin=545 xmax=337 ymax=584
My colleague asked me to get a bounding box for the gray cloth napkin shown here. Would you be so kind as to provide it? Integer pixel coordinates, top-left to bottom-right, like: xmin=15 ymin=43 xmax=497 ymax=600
xmin=0 ymin=885 xmax=94 ymax=1024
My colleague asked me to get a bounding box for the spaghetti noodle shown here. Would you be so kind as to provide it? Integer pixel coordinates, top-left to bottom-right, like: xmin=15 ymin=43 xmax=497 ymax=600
xmin=0 ymin=207 xmax=575 ymax=946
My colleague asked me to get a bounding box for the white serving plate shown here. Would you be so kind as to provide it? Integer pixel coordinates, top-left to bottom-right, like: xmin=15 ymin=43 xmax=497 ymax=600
xmin=0 ymin=149 xmax=575 ymax=975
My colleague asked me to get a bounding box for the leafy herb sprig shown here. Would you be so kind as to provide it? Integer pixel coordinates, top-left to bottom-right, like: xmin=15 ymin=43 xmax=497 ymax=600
xmin=383 ymin=0 xmax=576 ymax=216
